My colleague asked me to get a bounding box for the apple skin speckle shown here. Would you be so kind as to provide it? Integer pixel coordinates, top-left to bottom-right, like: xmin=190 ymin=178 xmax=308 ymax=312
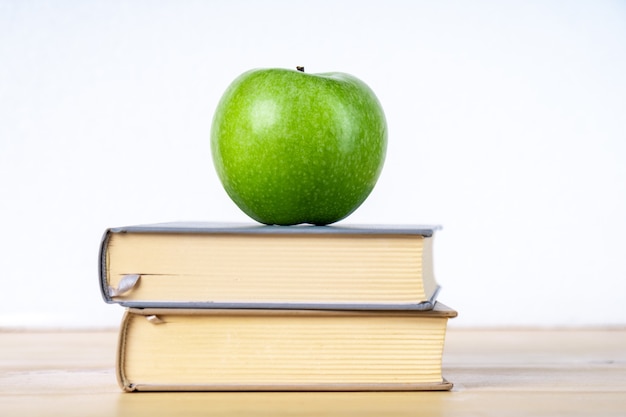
xmin=211 ymin=68 xmax=387 ymax=226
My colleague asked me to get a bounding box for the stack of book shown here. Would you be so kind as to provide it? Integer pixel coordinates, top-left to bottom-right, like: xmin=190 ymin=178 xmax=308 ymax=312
xmin=98 ymin=222 xmax=457 ymax=392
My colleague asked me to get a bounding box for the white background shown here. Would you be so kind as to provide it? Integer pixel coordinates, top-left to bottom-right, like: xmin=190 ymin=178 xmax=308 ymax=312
xmin=1 ymin=1 xmax=625 ymax=329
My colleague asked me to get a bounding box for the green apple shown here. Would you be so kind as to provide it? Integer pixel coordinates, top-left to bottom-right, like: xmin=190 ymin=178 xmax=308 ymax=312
xmin=210 ymin=67 xmax=387 ymax=225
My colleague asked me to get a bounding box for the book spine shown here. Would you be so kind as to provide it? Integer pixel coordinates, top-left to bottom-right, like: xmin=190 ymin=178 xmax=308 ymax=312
xmin=98 ymin=229 xmax=114 ymax=304
xmin=116 ymin=309 xmax=134 ymax=391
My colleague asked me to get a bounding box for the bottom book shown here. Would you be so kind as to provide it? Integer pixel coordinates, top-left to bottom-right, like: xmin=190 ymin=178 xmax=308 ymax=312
xmin=117 ymin=303 xmax=457 ymax=392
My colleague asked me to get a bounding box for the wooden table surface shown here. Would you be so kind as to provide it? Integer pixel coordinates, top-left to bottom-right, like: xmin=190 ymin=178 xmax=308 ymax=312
xmin=1 ymin=328 xmax=625 ymax=416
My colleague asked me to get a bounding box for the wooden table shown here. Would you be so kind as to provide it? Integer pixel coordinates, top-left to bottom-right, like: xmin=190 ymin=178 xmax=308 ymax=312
xmin=1 ymin=329 xmax=625 ymax=416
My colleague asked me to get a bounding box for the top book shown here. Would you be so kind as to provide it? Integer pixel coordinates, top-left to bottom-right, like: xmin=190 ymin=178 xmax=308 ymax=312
xmin=99 ymin=222 xmax=442 ymax=310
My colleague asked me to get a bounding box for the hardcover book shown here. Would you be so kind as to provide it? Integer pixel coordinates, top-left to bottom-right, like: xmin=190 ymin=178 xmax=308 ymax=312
xmin=116 ymin=302 xmax=457 ymax=392
xmin=99 ymin=222 xmax=442 ymax=310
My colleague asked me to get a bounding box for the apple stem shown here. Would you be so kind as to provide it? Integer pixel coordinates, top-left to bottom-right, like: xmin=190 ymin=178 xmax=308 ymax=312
xmin=296 ymin=66 xmax=305 ymax=72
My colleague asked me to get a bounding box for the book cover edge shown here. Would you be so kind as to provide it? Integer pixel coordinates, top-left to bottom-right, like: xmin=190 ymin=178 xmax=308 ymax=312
xmin=107 ymin=221 xmax=442 ymax=237
xmin=126 ymin=301 xmax=457 ymax=318
xmin=125 ymin=379 xmax=453 ymax=392
xmin=115 ymin=295 xmax=440 ymax=311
